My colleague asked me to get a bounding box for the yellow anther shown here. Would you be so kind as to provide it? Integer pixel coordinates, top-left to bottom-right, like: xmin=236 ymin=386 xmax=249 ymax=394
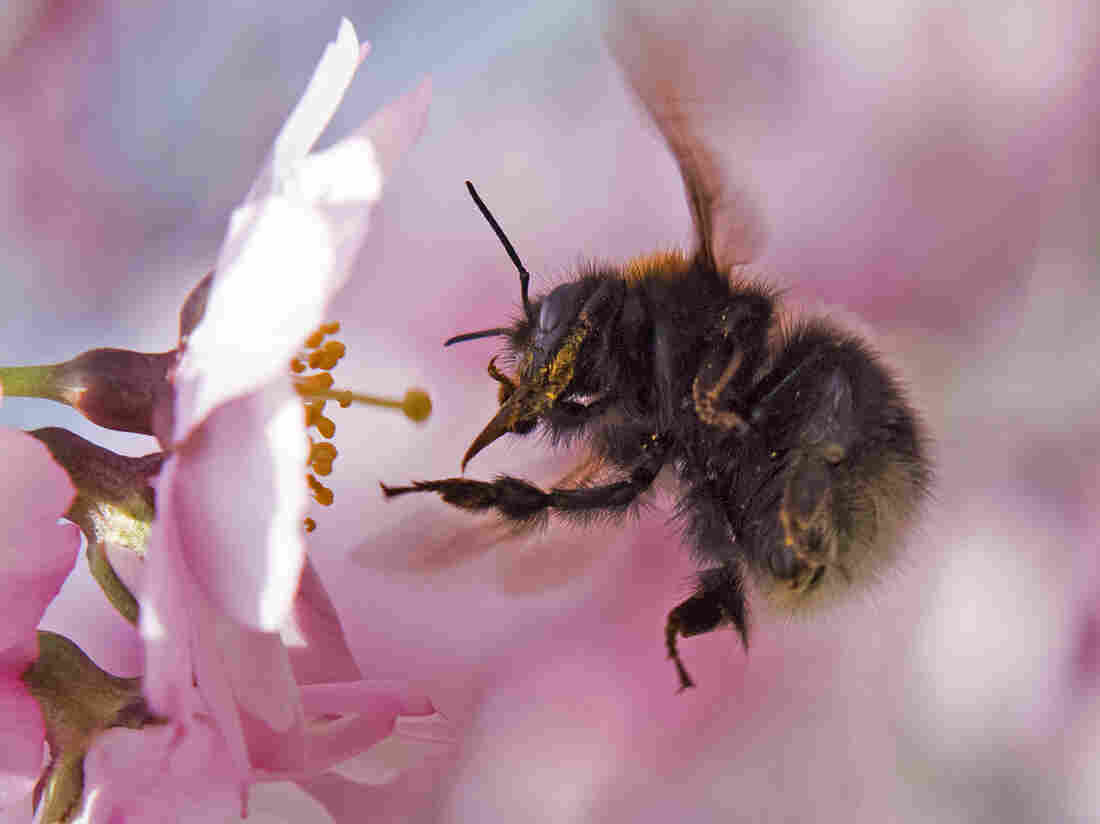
xmin=308 ymin=341 xmax=346 ymax=371
xmin=296 ymin=372 xmax=335 ymax=396
xmin=310 ymin=441 xmax=338 ymax=462
xmin=297 ymin=321 xmax=353 ymax=533
xmin=309 ymin=441 xmax=338 ymax=476
xmin=308 ymin=474 xmax=334 ymax=506
xmin=304 ymin=401 xmax=336 ymax=439
xmin=402 ymin=389 xmax=432 ymax=423
xmin=295 ymin=320 xmax=429 ymax=531
xmin=304 ymin=399 xmax=325 ymax=426
xmin=314 ymin=416 xmax=336 ymax=439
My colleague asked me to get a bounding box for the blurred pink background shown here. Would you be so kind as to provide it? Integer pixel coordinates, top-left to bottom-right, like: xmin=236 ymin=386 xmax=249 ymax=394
xmin=3 ymin=0 xmax=1099 ymax=821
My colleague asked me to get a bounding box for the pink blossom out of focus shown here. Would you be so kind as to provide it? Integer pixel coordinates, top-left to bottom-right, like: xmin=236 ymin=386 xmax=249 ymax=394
xmin=0 ymin=426 xmax=79 ymax=810
xmin=124 ymin=17 xmax=436 ymax=809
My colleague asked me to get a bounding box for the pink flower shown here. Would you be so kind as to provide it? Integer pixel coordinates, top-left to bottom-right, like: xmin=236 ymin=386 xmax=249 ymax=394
xmin=112 ymin=17 xmax=438 ymax=807
xmin=0 ymin=425 xmax=79 ymax=810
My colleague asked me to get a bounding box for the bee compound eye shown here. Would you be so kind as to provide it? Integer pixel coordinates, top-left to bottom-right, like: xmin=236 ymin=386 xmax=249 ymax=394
xmin=538 ymin=293 xmax=563 ymax=334
xmin=768 ymin=547 xmax=801 ymax=580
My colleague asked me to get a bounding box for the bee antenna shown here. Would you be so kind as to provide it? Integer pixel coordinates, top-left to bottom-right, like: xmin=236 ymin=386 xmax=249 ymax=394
xmin=466 ymin=180 xmax=534 ymax=322
xmin=444 ymin=327 xmax=511 ymax=347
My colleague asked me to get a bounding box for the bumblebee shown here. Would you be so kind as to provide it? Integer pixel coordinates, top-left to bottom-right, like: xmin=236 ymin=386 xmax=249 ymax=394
xmin=383 ymin=24 xmax=930 ymax=690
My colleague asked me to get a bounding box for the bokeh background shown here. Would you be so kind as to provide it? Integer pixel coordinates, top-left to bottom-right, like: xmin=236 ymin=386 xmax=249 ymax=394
xmin=2 ymin=0 xmax=1099 ymax=821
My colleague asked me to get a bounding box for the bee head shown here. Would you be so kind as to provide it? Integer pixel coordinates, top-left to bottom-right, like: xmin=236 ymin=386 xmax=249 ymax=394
xmin=442 ymin=182 xmax=611 ymax=470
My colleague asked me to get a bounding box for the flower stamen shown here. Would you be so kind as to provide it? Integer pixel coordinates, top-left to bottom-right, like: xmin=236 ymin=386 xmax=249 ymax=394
xmin=293 ymin=322 xmax=431 ymax=532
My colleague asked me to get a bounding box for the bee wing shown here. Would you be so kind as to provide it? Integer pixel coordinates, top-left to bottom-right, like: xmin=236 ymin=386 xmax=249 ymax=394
xmin=604 ymin=2 xmax=767 ymax=270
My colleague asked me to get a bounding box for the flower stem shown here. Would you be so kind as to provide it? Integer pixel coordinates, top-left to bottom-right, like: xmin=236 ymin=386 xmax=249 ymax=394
xmin=0 ymin=364 xmax=62 ymax=400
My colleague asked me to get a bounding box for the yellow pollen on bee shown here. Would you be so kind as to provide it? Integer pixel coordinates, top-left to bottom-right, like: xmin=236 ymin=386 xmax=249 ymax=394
xmin=292 ymin=321 xmax=432 ymax=532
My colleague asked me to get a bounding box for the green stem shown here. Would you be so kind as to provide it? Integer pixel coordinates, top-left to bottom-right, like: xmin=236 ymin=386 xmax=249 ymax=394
xmin=0 ymin=364 xmax=62 ymax=401
xmin=87 ymin=542 xmax=140 ymax=626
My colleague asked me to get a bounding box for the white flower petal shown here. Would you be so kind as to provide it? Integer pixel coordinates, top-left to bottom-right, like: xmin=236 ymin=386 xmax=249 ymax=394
xmin=173 ymin=196 xmax=334 ymax=441
xmin=247 ymin=19 xmax=363 ymax=203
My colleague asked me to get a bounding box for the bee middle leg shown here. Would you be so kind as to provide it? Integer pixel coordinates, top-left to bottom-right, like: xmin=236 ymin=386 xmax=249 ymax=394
xmin=381 ymin=440 xmax=668 ymax=525
xmin=693 ymin=350 xmax=753 ymax=433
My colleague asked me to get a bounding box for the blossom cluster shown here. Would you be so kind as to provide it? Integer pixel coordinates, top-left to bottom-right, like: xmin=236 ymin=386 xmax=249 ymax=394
xmin=0 ymin=20 xmax=445 ymax=823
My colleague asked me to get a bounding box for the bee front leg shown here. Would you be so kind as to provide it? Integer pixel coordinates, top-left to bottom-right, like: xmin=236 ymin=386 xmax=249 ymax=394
xmin=381 ymin=438 xmax=669 ymax=526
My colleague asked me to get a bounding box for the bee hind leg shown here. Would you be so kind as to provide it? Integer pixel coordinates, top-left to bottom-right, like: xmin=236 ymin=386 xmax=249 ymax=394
xmin=665 ymin=565 xmax=749 ymax=691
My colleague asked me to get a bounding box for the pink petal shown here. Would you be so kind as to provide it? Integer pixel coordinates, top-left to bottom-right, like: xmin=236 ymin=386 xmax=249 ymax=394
xmin=300 ymin=681 xmax=433 ymax=719
xmin=0 ymin=428 xmax=78 ymax=578
xmin=140 ymin=458 xmax=200 ymax=721
xmin=79 ymin=723 xmax=243 ymax=823
xmin=192 ymin=618 xmax=305 ymax=774
xmin=242 ymin=782 xmax=336 ymax=824
xmin=0 ymin=427 xmax=80 ymax=655
xmin=169 ymin=382 xmax=307 ymax=631
xmin=0 ymin=683 xmax=45 ymax=808
xmin=284 ymin=558 xmax=362 ymax=685
xmin=327 ymin=712 xmax=455 ymax=786
xmin=359 ymin=75 xmax=432 ymax=185
xmin=141 ymin=457 xmax=250 ymax=776
xmin=172 ymin=59 xmax=431 ymax=441
xmin=0 ymin=564 xmax=77 ymax=659
xmin=266 ymin=682 xmax=440 ymax=779
xmin=144 ymin=453 xmax=310 ymax=776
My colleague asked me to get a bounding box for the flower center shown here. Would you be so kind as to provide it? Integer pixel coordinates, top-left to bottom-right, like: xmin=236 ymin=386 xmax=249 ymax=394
xmin=291 ymin=322 xmax=430 ymax=531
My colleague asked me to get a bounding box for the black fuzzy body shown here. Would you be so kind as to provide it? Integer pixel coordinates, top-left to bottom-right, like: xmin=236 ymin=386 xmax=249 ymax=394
xmin=386 ymin=249 xmax=929 ymax=688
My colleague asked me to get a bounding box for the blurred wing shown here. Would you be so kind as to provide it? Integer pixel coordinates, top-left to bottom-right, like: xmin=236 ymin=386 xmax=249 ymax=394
xmin=605 ymin=3 xmax=767 ymax=270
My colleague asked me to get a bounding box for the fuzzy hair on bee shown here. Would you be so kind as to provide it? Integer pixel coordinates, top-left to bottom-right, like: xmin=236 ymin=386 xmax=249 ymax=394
xmin=382 ymin=13 xmax=930 ymax=691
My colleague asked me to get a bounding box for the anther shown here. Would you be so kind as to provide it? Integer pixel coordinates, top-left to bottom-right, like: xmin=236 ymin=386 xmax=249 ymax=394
xmin=295 ymin=319 xmax=431 ymax=532
xmin=308 ymin=341 xmax=346 ymax=370
xmin=309 ymin=441 xmax=338 ymax=476
xmin=296 ymin=373 xmax=335 ymax=396
xmin=305 ymin=400 xmax=336 ymax=439
xmin=308 ymin=474 xmax=334 ymax=506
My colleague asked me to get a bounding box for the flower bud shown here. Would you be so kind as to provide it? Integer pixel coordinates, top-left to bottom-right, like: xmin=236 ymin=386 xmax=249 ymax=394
xmin=1 ymin=348 xmax=177 ymax=436
xmin=32 ymin=427 xmax=164 ymax=624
